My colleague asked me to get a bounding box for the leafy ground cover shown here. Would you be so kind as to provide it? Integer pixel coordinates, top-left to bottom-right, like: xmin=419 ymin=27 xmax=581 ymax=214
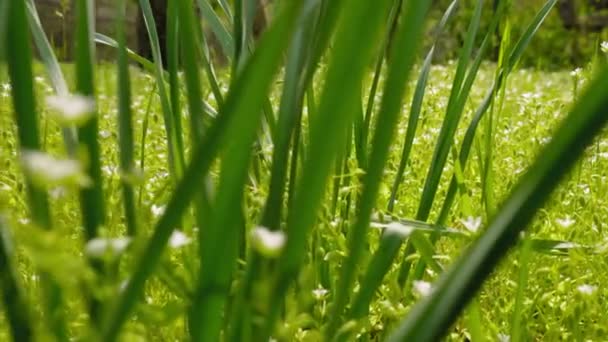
xmin=1 ymin=61 xmax=607 ymax=340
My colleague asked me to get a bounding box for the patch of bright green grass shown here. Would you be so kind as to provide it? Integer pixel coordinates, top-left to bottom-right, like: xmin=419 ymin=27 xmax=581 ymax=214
xmin=0 ymin=62 xmax=607 ymax=340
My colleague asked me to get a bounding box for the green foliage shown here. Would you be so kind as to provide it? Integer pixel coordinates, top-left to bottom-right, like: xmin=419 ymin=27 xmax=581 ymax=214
xmin=1 ymin=0 xmax=608 ymax=341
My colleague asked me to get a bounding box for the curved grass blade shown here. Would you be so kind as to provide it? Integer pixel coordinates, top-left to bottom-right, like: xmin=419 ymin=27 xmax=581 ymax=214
xmin=25 ymin=0 xmax=78 ymax=156
xmin=386 ymin=64 xmax=608 ymax=342
xmin=189 ymin=2 xmax=307 ymax=340
xmin=387 ymin=0 xmax=459 ymax=213
xmin=100 ymin=2 xmax=304 ymax=339
xmin=197 ymin=0 xmax=234 ymax=60
xmin=416 ymin=0 xmax=559 ymax=280
xmin=228 ymin=2 xmax=324 ymax=339
xmin=398 ymin=0 xmax=505 ymax=285
xmin=94 ymin=33 xmax=158 ymax=74
xmin=116 ymin=0 xmax=137 ymax=236
xmin=326 ymin=0 xmax=431 ymax=334
xmin=0 ymin=218 xmax=33 ymax=342
xmin=137 ymin=0 xmax=185 ymax=180
xmin=263 ymin=0 xmax=396 ymax=338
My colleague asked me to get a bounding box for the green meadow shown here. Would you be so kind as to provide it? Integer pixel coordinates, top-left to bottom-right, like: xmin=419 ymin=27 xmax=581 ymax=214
xmin=1 ymin=0 xmax=608 ymax=340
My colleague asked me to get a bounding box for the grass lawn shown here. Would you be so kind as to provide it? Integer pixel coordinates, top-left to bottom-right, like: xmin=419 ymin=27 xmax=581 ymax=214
xmin=1 ymin=62 xmax=606 ymax=340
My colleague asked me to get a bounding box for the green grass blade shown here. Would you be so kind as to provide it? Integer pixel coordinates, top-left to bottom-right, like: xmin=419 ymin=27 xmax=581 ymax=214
xmin=116 ymin=0 xmax=137 ymax=236
xmin=6 ymin=1 xmax=68 ymax=339
xmin=362 ymin=0 xmax=404 ymax=155
xmin=511 ymin=238 xmax=532 ymax=342
xmin=327 ymin=0 xmax=431 ymax=334
xmin=197 ymin=0 xmax=234 ymax=59
xmin=7 ymin=0 xmax=51 ymax=229
xmin=416 ymin=0 xmax=484 ymax=223
xmin=101 ymin=2 xmax=304 ymax=339
xmin=436 ymin=0 xmax=558 ymax=242
xmin=261 ymin=0 xmax=322 ymax=231
xmin=0 ymin=0 xmax=5 ymax=61
xmin=401 ymin=1 xmax=505 ymax=285
xmin=264 ymin=0 xmax=396 ymax=337
xmin=227 ymin=3 xmax=325 ymax=339
xmin=94 ymin=33 xmax=158 ymax=74
xmin=387 ymin=0 xmax=459 ymax=212
xmin=189 ymin=3 xmax=306 ymax=340
xmin=386 ymin=64 xmax=608 ymax=342
xmin=137 ymin=0 xmax=185 ymax=180
xmin=0 ymin=218 xmax=33 ymax=342
xmin=74 ymin=0 xmax=105 ymax=241
xmin=74 ymin=0 xmax=106 ymax=326
xmin=25 ymin=0 xmax=78 ymax=156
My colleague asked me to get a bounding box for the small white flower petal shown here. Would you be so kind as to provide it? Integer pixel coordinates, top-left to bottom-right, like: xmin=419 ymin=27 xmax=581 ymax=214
xmin=413 ymin=280 xmax=432 ymax=297
xmin=556 ymin=217 xmax=575 ymax=229
xmin=46 ymin=94 xmax=95 ymax=126
xmin=250 ymin=226 xmax=285 ymax=257
xmin=21 ymin=150 xmax=90 ymax=187
xmin=384 ymin=222 xmax=413 ymax=237
xmin=169 ymin=231 xmax=192 ymax=249
xmin=577 ymin=284 xmax=597 ymax=295
xmin=497 ymin=333 xmax=511 ymax=342
xmin=601 ymin=41 xmax=608 ymax=54
xmin=312 ymin=287 xmax=329 ymax=300
xmin=151 ymin=204 xmax=165 ymax=217
xmin=85 ymin=237 xmax=131 ymax=259
xmin=461 ymin=216 xmax=482 ymax=233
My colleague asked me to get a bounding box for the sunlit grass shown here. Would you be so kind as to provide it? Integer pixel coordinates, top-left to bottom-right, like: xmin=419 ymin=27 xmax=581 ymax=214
xmin=1 ymin=60 xmax=607 ymax=339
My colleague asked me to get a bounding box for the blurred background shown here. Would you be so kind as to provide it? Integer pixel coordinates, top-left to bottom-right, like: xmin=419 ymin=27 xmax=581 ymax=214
xmin=32 ymin=0 xmax=608 ymax=69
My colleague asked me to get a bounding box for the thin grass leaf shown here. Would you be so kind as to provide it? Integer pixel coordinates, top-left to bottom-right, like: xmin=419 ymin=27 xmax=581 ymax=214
xmin=25 ymin=0 xmax=78 ymax=156
xmin=401 ymin=1 xmax=505 ymax=284
xmin=0 ymin=0 xmax=5 ymax=61
xmin=197 ymin=0 xmax=234 ymax=59
xmin=511 ymin=238 xmax=532 ymax=342
xmin=74 ymin=0 xmax=107 ymax=326
xmin=116 ymin=0 xmax=137 ymax=236
xmin=0 ymin=217 xmax=33 ymax=342
xmin=228 ymin=3 xmax=325 ymax=339
xmin=6 ymin=0 xmax=68 ymax=339
xmin=138 ymin=0 xmax=185 ymax=180
xmin=100 ymin=2 xmax=304 ymax=339
xmin=386 ymin=64 xmax=608 ymax=342
xmin=326 ymin=0 xmax=431 ymax=334
xmin=432 ymin=0 xmax=559 ymax=262
xmin=263 ymin=0 xmax=396 ymax=337
xmin=189 ymin=2 xmax=306 ymax=340
xmin=387 ymin=0 xmax=459 ymax=212
xmin=94 ymin=33 xmax=158 ymax=74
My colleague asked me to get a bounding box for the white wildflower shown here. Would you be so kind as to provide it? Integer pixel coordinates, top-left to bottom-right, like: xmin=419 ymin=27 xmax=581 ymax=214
xmin=413 ymin=280 xmax=432 ymax=297
xmin=250 ymin=226 xmax=285 ymax=257
xmin=570 ymin=68 xmax=583 ymax=78
xmin=312 ymin=286 xmax=329 ymax=300
xmin=497 ymin=333 xmax=511 ymax=342
xmin=384 ymin=221 xmax=413 ymax=237
xmin=21 ymin=150 xmax=90 ymax=187
xmin=85 ymin=237 xmax=131 ymax=259
xmin=601 ymin=41 xmax=608 ymax=54
xmin=99 ymin=130 xmax=111 ymax=139
xmin=169 ymin=230 xmax=191 ymax=249
xmin=577 ymin=284 xmax=597 ymax=295
xmin=151 ymin=204 xmax=165 ymax=217
xmin=46 ymin=94 xmax=95 ymax=126
xmin=556 ymin=217 xmax=575 ymax=229
xmin=461 ymin=216 xmax=482 ymax=233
